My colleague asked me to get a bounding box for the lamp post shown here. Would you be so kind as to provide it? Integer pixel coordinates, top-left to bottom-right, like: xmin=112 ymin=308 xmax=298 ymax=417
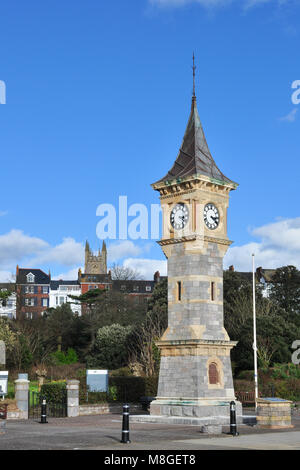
xmin=252 ymin=254 xmax=259 ymax=407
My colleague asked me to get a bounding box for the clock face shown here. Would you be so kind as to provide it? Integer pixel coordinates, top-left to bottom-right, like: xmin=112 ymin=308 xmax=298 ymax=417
xmin=204 ymin=203 xmax=220 ymax=230
xmin=170 ymin=203 xmax=189 ymax=230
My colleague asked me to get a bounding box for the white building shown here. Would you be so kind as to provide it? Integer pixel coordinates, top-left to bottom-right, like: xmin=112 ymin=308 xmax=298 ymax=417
xmin=49 ymin=280 xmax=82 ymax=316
xmin=0 ymin=287 xmax=16 ymax=319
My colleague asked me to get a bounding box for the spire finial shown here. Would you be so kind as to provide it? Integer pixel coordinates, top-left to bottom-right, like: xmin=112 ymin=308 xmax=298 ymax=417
xmin=192 ymin=53 xmax=196 ymax=100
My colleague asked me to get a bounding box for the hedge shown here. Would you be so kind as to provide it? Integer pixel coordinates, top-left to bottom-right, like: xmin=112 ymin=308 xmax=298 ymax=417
xmin=40 ymin=382 xmax=66 ymax=403
xmin=79 ymin=375 xmax=159 ymax=404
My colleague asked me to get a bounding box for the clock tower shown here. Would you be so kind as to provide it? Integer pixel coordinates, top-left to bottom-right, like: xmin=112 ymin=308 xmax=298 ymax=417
xmin=150 ymin=59 xmax=242 ymax=424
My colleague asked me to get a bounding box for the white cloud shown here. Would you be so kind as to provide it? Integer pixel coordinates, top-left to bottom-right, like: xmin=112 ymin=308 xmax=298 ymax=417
xmin=0 ymin=211 xmax=7 ymax=217
xmin=123 ymin=257 xmax=167 ymax=279
xmin=149 ymin=0 xmax=232 ymax=6
xmin=31 ymin=237 xmax=84 ymax=267
xmin=224 ymin=217 xmax=300 ymax=271
xmin=149 ymin=0 xmax=293 ymax=9
xmin=107 ymin=241 xmax=143 ymax=263
xmin=53 ymin=267 xmax=83 ymax=281
xmin=279 ymin=108 xmax=298 ymax=122
xmin=0 ymin=270 xmax=15 ymax=283
xmin=0 ymin=230 xmax=48 ymax=267
xmin=0 ymin=230 xmax=84 ymax=275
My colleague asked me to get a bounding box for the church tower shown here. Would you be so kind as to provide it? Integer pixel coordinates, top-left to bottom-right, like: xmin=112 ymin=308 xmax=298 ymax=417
xmin=84 ymin=241 xmax=107 ymax=275
xmin=150 ymin=58 xmax=242 ymax=424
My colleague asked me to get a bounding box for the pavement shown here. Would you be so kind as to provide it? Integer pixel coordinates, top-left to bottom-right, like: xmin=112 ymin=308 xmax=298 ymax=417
xmin=0 ymin=411 xmax=300 ymax=451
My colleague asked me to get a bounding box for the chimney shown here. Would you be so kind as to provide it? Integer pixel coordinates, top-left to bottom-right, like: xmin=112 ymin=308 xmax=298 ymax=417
xmin=229 ymin=265 xmax=234 ymax=272
xmin=154 ymin=271 xmax=160 ymax=283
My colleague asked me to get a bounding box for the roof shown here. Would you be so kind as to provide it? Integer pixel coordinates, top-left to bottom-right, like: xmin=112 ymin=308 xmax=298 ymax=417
xmin=16 ymin=269 xmax=50 ymax=285
xmin=112 ymin=280 xmax=155 ymax=294
xmin=232 ymin=268 xmax=276 ymax=283
xmin=153 ymin=96 xmax=235 ymax=187
xmin=0 ymin=283 xmax=16 ymax=292
xmin=50 ymin=280 xmax=80 ymax=290
xmin=80 ymin=273 xmax=112 ymax=283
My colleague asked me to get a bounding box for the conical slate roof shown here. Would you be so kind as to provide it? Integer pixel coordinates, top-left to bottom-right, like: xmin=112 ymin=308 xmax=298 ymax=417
xmin=154 ymin=96 xmax=234 ymax=186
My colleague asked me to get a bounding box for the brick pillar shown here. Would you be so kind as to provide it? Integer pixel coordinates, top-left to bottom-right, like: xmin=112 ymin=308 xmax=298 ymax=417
xmin=66 ymin=380 xmax=80 ymax=417
xmin=14 ymin=379 xmax=30 ymax=419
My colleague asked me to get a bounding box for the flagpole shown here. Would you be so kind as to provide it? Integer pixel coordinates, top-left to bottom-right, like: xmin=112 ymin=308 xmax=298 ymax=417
xmin=252 ymin=254 xmax=259 ymax=407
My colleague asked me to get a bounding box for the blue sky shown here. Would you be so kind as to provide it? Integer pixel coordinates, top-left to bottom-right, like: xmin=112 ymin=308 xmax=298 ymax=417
xmin=0 ymin=0 xmax=299 ymax=280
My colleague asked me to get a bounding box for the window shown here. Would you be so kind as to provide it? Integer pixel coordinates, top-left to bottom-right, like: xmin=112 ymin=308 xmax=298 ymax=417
xmin=25 ymin=298 xmax=34 ymax=306
xmin=133 ymin=285 xmax=139 ymax=292
xmin=211 ymin=282 xmax=215 ymax=301
xmin=56 ymin=296 xmax=59 ymax=305
xmin=26 ymin=312 xmax=33 ymax=319
xmin=42 ymin=298 xmax=48 ymax=307
xmin=208 ymin=363 xmax=219 ymax=385
xmin=26 ymin=273 xmax=35 ymax=283
xmin=25 ymin=286 xmax=34 ymax=294
xmin=146 ymin=286 xmax=152 ymax=292
xmin=42 ymin=286 xmax=49 ymax=294
xmin=121 ymin=285 xmax=126 ymax=291
xmin=59 ymin=297 xmax=65 ymax=305
xmin=177 ymin=281 xmax=182 ymax=301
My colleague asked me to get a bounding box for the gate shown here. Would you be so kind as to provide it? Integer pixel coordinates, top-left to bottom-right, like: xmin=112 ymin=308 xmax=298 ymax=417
xmin=29 ymin=390 xmax=67 ymax=419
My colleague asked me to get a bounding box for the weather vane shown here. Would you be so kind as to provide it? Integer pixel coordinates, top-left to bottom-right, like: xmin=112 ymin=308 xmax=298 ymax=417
xmin=192 ymin=53 xmax=196 ymax=98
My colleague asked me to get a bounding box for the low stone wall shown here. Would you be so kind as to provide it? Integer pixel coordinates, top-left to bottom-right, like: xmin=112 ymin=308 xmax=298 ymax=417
xmin=7 ymin=410 xmax=26 ymax=420
xmin=256 ymin=398 xmax=293 ymax=429
xmin=79 ymin=403 xmax=141 ymax=416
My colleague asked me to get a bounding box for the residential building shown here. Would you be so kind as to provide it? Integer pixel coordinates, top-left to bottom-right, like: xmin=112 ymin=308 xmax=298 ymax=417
xmin=16 ymin=266 xmax=50 ymax=319
xmin=227 ymin=265 xmax=275 ymax=298
xmin=0 ymin=283 xmax=16 ymax=319
xmin=49 ymin=280 xmax=82 ymax=315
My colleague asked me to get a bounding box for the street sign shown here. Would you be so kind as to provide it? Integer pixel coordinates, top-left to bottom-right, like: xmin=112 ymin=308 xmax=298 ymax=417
xmin=0 ymin=371 xmax=8 ymax=398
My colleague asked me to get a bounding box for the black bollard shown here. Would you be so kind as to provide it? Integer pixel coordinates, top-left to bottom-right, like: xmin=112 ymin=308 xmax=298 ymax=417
xmin=120 ymin=403 xmax=131 ymax=444
xmin=229 ymin=401 xmax=239 ymax=436
xmin=40 ymin=397 xmax=48 ymax=424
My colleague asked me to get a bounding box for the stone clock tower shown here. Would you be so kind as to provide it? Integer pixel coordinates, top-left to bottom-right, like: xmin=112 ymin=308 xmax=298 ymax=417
xmin=150 ymin=62 xmax=242 ymax=424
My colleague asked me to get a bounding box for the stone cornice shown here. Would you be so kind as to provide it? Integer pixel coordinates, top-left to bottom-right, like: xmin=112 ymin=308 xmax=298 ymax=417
xmin=157 ymin=234 xmax=233 ymax=247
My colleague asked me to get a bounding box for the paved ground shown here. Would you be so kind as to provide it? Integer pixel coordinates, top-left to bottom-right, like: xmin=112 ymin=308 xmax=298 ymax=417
xmin=1 ymin=412 xmax=300 ymax=451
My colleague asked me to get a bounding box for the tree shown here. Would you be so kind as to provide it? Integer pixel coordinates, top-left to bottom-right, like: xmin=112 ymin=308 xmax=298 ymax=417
xmin=128 ymin=278 xmax=168 ymax=376
xmin=0 ymin=290 xmax=11 ymax=307
xmin=86 ymin=323 xmax=132 ymax=370
xmin=269 ymin=266 xmax=300 ymax=320
xmin=0 ymin=318 xmax=17 ymax=353
xmin=69 ymin=288 xmax=147 ymax=360
xmin=44 ymin=304 xmax=77 ymax=352
xmin=13 ymin=316 xmax=53 ymax=365
xmin=110 ymin=264 xmax=143 ymax=280
xmin=223 ymin=269 xmax=300 ymax=372
xmin=232 ymin=314 xmax=299 ymax=371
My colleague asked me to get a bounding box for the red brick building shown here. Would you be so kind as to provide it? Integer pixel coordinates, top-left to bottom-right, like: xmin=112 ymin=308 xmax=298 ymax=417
xmin=16 ymin=266 xmax=50 ymax=319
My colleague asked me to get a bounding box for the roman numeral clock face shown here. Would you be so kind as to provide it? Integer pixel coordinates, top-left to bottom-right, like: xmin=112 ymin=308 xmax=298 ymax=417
xmin=204 ymin=203 xmax=220 ymax=230
xmin=170 ymin=203 xmax=189 ymax=231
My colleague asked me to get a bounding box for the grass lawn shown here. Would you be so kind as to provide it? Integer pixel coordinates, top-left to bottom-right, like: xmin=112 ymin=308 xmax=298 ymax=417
xmin=7 ymin=381 xmax=39 ymax=398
